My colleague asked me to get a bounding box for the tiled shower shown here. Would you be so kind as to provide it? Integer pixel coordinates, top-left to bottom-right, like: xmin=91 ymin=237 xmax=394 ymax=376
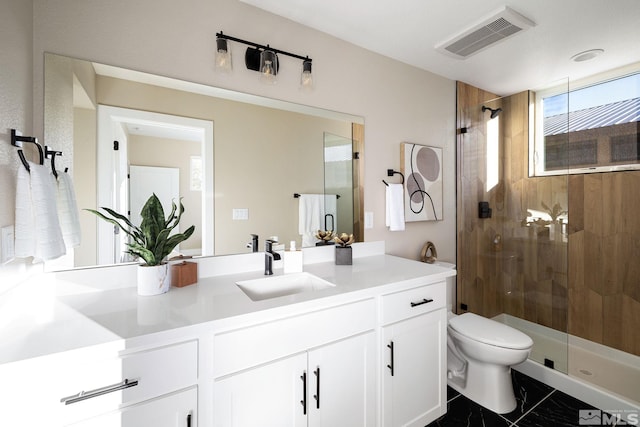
xmin=455 ymin=81 xmax=640 ymax=406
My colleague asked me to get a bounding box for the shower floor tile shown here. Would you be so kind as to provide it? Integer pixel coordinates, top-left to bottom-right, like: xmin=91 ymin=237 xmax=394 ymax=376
xmin=427 ymin=370 xmax=616 ymax=427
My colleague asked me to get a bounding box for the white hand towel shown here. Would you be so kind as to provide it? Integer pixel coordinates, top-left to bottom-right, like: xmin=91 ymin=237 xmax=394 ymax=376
xmin=14 ymin=162 xmax=66 ymax=261
xmin=385 ymin=183 xmax=405 ymax=231
xmin=56 ymin=172 xmax=82 ymax=249
xmin=298 ymin=194 xmax=324 ymax=247
xmin=14 ymin=165 xmax=36 ymax=257
xmin=31 ymin=163 xmax=66 ymax=261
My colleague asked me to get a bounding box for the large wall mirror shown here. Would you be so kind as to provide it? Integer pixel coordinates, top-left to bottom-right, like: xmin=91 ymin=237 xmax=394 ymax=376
xmin=43 ymin=53 xmax=364 ymax=270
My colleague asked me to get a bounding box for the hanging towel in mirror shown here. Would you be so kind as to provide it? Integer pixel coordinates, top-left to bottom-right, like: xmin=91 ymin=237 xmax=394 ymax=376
xmin=56 ymin=171 xmax=81 ymax=249
xmin=385 ymin=183 xmax=405 ymax=231
xmin=298 ymin=194 xmax=324 ymax=247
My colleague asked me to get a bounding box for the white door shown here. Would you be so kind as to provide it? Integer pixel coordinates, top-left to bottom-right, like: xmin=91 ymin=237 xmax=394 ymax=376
xmin=382 ymin=309 xmax=446 ymax=427
xmin=213 ymin=353 xmax=307 ymax=427
xmin=129 ymin=165 xmax=180 ymax=231
xmin=307 ymin=332 xmax=376 ymax=427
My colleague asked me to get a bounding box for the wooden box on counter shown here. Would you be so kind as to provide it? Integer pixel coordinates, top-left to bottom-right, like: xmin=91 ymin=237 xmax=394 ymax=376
xmin=171 ymin=261 xmax=198 ymax=287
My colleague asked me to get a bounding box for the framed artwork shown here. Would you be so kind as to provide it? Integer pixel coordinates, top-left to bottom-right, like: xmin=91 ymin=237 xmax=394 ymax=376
xmin=400 ymin=142 xmax=443 ymax=221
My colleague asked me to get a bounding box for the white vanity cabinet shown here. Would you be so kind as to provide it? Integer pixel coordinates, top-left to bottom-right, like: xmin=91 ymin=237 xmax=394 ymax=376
xmin=212 ymin=299 xmax=377 ymax=427
xmin=380 ymin=282 xmax=447 ymax=427
xmin=0 ymin=339 xmax=198 ymax=427
xmin=0 ymin=252 xmax=454 ymax=427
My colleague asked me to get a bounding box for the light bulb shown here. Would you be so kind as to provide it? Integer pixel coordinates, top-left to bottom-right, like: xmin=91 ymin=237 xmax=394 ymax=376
xmin=259 ymin=50 xmax=278 ymax=84
xmin=300 ymin=59 xmax=313 ymax=91
xmin=215 ymin=38 xmax=232 ymax=73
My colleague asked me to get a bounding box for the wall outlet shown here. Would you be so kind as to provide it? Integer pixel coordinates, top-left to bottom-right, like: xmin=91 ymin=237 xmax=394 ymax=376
xmin=232 ymin=208 xmax=249 ymax=220
xmin=1 ymin=225 xmax=15 ymax=264
xmin=364 ymin=211 xmax=374 ymax=229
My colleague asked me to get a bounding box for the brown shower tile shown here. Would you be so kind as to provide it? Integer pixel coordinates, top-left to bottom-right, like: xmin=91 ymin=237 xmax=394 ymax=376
xmin=583 ymin=174 xmax=603 ymax=236
xmin=568 ymin=174 xmax=584 ymax=234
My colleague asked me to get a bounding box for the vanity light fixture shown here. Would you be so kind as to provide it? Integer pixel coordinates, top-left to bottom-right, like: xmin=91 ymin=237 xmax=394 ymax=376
xmin=215 ymin=32 xmax=313 ymax=87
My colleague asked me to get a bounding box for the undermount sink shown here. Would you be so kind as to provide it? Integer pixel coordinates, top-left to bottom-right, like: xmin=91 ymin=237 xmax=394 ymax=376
xmin=236 ymin=272 xmax=335 ymax=301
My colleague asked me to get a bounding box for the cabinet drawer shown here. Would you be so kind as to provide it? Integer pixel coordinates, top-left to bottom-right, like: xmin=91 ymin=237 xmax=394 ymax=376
xmin=72 ymin=387 xmax=197 ymax=427
xmin=381 ymin=282 xmax=445 ymax=325
xmin=213 ymin=298 xmax=375 ymax=378
xmin=1 ymin=340 xmax=198 ymax=426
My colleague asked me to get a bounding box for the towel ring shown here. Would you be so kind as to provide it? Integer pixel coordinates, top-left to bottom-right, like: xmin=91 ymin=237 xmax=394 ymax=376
xmin=11 ymin=129 xmax=44 ymax=172
xmin=382 ymin=169 xmax=404 ymax=186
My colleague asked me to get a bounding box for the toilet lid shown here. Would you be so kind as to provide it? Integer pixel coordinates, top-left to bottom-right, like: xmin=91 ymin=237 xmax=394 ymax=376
xmin=449 ymin=313 xmax=533 ymax=350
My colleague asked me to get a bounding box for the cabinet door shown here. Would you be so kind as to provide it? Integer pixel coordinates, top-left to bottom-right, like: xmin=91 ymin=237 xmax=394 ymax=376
xmin=307 ymin=332 xmax=376 ymax=427
xmin=213 ymin=353 xmax=307 ymax=427
xmin=72 ymin=387 xmax=197 ymax=427
xmin=382 ymin=309 xmax=446 ymax=427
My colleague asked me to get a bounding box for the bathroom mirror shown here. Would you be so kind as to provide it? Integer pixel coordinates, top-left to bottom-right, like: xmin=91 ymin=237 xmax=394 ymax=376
xmin=43 ymin=53 xmax=364 ymax=270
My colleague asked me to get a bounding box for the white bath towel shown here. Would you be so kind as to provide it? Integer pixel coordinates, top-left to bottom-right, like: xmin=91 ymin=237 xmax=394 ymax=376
xmin=14 ymin=161 xmax=66 ymax=261
xmin=385 ymin=183 xmax=405 ymax=231
xmin=56 ymin=172 xmax=81 ymax=249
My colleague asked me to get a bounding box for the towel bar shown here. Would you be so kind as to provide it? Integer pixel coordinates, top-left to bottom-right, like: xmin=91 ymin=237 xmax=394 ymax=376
xmin=382 ymin=168 xmax=404 ymax=186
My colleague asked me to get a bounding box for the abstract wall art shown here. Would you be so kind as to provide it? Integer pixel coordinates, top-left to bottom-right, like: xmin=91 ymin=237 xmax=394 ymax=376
xmin=401 ymin=142 xmax=443 ymax=222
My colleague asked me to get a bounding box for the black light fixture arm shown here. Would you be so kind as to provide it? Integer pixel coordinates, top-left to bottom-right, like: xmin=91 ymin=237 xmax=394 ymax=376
xmin=216 ymin=32 xmax=312 ymax=63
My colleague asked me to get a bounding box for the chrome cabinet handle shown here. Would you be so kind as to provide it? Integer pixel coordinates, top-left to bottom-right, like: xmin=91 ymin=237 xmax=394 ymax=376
xmin=387 ymin=341 xmax=394 ymax=376
xmin=300 ymin=371 xmax=307 ymax=415
xmin=410 ymin=298 xmax=433 ymax=307
xmin=313 ymin=367 xmax=320 ymax=409
xmin=60 ymin=378 xmax=139 ymax=405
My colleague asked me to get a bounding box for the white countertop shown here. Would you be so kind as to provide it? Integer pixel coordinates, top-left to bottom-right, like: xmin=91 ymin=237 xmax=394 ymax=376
xmin=0 ymin=243 xmax=455 ymax=365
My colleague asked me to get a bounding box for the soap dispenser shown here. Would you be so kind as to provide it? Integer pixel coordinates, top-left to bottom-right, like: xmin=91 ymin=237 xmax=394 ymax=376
xmin=283 ymin=240 xmax=303 ymax=274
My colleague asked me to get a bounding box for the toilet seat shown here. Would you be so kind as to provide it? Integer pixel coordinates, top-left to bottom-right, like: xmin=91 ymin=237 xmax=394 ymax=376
xmin=449 ymin=313 xmax=533 ymax=350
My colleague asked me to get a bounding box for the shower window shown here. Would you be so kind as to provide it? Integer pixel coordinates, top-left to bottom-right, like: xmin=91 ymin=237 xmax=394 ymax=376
xmin=530 ymin=68 xmax=640 ymax=176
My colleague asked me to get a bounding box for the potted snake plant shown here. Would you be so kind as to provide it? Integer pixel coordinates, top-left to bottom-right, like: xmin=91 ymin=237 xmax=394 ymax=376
xmin=87 ymin=193 xmax=195 ymax=295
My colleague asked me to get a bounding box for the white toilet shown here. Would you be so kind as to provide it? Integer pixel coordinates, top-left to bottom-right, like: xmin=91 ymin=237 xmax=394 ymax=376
xmin=434 ymin=261 xmax=533 ymax=414
xmin=447 ymin=312 xmax=533 ymax=413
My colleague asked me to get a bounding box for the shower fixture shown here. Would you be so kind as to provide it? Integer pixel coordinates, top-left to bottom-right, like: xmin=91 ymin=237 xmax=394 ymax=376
xmin=482 ymin=105 xmax=502 ymax=119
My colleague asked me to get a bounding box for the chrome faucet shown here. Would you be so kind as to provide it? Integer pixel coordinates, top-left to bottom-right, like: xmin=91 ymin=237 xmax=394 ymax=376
xmin=264 ymin=239 xmax=281 ymax=275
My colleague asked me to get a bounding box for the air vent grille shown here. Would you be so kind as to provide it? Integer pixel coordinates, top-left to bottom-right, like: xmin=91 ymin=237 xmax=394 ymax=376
xmin=436 ymin=6 xmax=535 ymax=59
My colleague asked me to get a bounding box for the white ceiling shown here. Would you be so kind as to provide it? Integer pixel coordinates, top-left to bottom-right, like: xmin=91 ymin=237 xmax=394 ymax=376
xmin=239 ymin=0 xmax=640 ymax=96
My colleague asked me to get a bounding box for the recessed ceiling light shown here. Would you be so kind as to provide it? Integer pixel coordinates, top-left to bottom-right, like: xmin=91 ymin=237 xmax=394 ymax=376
xmin=571 ymin=49 xmax=604 ymax=62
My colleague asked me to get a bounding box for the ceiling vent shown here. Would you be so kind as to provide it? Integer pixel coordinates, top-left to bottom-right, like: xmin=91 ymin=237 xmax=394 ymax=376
xmin=436 ymin=6 xmax=535 ymax=59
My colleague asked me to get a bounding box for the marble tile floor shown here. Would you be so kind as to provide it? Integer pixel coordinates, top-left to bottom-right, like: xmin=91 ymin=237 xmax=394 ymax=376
xmin=427 ymin=370 xmax=623 ymax=426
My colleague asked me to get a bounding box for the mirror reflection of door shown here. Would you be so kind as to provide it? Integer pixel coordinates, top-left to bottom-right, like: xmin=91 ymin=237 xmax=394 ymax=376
xmin=97 ymin=105 xmax=213 ymax=265
xmin=129 ymin=166 xmax=180 ymax=260
xmin=324 ymin=132 xmax=354 ymax=236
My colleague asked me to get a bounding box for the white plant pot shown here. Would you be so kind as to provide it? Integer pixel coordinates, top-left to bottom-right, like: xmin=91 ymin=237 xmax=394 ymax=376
xmin=137 ymin=263 xmax=171 ymax=296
